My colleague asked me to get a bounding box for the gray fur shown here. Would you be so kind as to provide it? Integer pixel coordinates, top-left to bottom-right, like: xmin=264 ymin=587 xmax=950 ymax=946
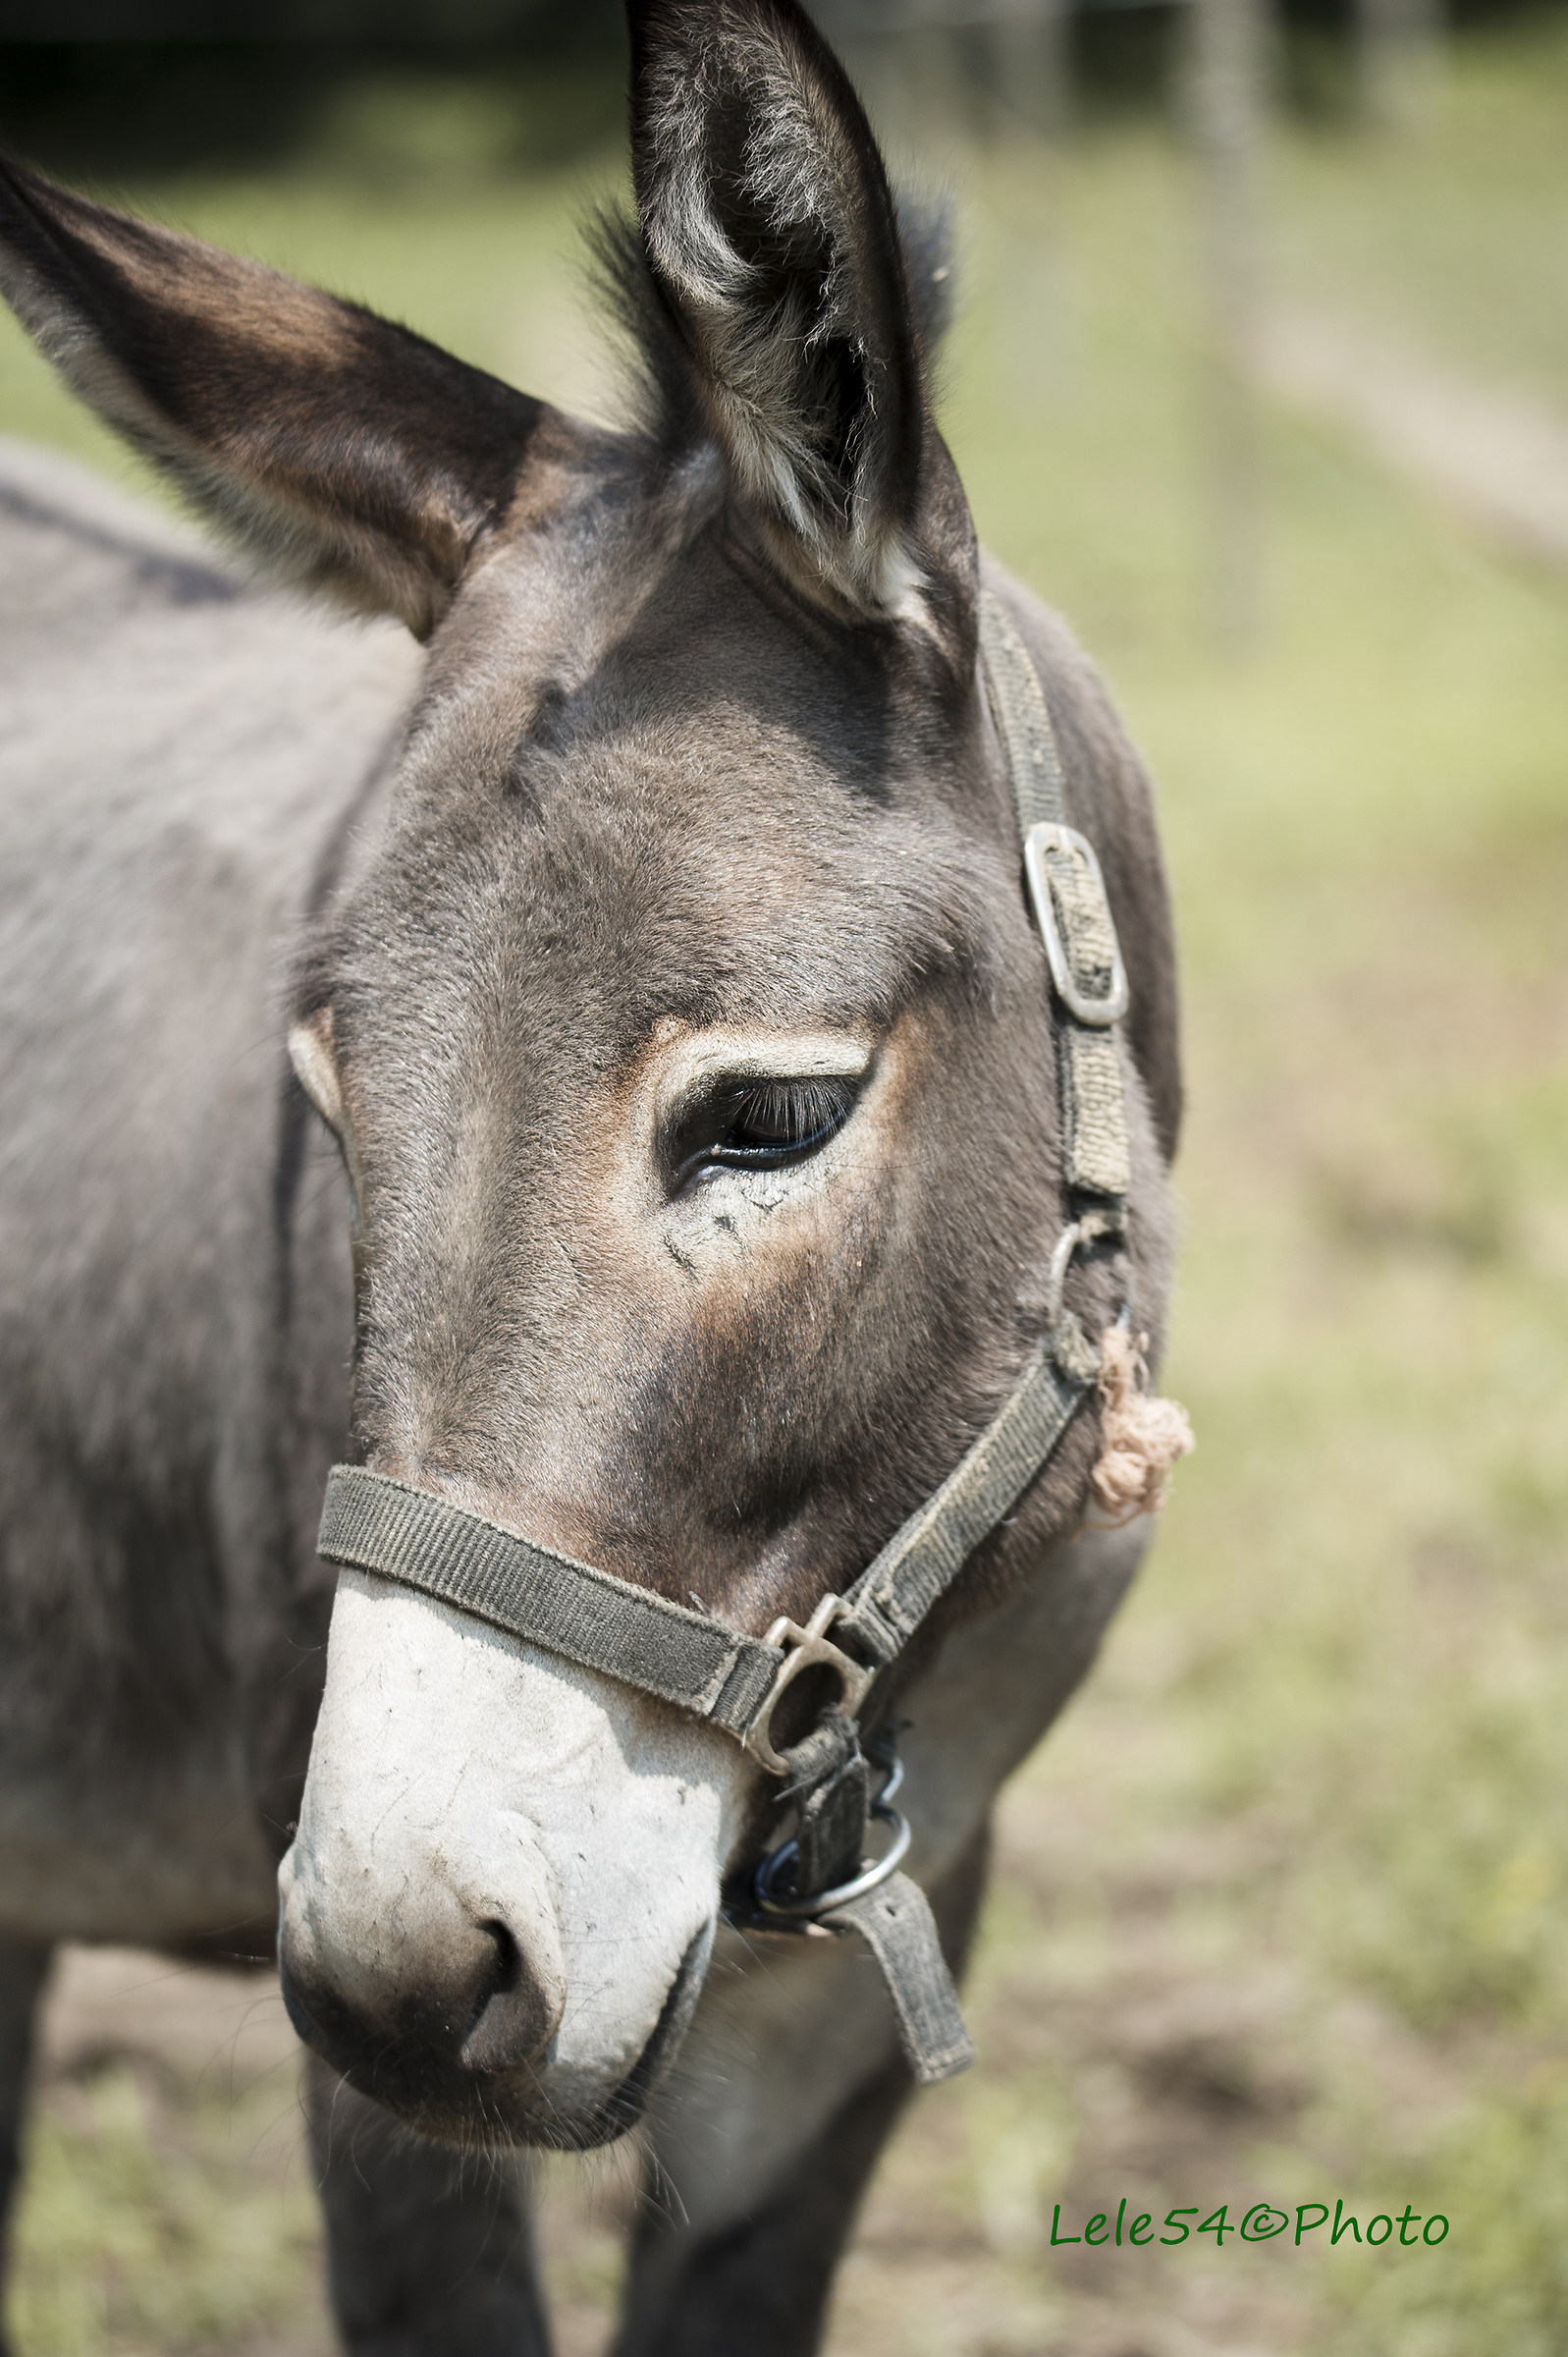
xmin=0 ymin=438 xmax=416 ymax=1950
xmin=0 ymin=0 xmax=1180 ymax=2338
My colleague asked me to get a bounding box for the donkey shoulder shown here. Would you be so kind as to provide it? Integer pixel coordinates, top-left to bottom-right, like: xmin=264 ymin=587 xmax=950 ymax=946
xmin=0 ymin=448 xmax=416 ymax=1907
xmin=0 ymin=440 xmax=419 ymax=912
xmin=0 ymin=433 xmax=243 ymax=642
xmin=0 ymin=445 xmax=415 ymax=1456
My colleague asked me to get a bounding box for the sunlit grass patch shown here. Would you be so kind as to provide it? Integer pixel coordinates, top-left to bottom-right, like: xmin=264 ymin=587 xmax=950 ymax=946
xmin=10 ymin=2058 xmax=322 ymax=2357
xmin=1310 ymin=2072 xmax=1568 ymax=2356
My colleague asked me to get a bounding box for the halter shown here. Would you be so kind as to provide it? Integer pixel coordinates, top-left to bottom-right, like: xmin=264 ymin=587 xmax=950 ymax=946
xmin=314 ymin=591 xmax=1133 ymax=2088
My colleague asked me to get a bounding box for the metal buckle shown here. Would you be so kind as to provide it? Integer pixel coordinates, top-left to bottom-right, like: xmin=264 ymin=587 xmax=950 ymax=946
xmin=742 ymin=1593 xmax=878 ymax=1778
xmin=1023 ymin=822 xmax=1130 ymax=1028
xmin=751 ymin=1745 xmax=910 ymax=1923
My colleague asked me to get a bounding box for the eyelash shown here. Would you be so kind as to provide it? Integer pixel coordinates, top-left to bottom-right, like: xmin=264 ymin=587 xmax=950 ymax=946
xmin=667 ymin=1075 xmax=858 ymax=1189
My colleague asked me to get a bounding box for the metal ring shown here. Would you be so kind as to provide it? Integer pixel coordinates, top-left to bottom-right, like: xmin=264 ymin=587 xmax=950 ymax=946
xmin=1046 ymin=1208 xmax=1128 ymax=1333
xmin=1045 ymin=1220 xmax=1087 ymax=1332
xmin=751 ymin=1803 xmax=912 ymax=1921
xmin=867 ymin=1744 xmax=904 ymax=1807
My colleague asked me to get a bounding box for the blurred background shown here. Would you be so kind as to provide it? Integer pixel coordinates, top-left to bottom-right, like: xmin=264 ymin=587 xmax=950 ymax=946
xmin=3 ymin=1 xmax=1567 ymax=2351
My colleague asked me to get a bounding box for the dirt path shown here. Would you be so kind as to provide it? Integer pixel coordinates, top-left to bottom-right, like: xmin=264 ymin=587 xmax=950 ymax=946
xmin=1257 ymin=305 xmax=1568 ymax=572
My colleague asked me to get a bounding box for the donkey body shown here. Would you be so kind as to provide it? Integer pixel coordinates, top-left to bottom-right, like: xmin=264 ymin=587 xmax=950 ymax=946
xmin=0 ymin=4 xmax=1179 ymax=2348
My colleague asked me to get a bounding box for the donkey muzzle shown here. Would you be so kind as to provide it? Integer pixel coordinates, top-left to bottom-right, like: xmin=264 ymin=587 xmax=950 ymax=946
xmin=277 ymin=1565 xmax=739 ymax=2144
xmin=277 ymin=1814 xmax=569 ymax=2121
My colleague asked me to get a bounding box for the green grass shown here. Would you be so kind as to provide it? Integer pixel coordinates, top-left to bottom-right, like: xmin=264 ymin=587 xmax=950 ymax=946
xmin=11 ymin=2060 xmax=321 ymax=2357
xmin=4 ymin=21 xmax=1568 ymax=2353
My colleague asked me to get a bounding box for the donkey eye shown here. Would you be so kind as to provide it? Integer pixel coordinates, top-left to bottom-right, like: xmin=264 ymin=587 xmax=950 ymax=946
xmin=667 ymin=1076 xmax=857 ymax=1189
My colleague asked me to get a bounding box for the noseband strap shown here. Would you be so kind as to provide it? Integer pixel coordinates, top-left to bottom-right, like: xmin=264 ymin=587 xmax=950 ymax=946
xmin=314 ymin=593 xmax=1132 ymax=2090
xmin=318 ymin=1463 xmax=784 ymax=1733
xmin=317 ymin=1311 xmax=1094 ymax=1741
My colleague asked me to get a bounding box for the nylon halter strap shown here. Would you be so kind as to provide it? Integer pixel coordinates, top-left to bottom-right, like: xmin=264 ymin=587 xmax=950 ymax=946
xmin=314 ymin=590 xmax=1133 ymax=2090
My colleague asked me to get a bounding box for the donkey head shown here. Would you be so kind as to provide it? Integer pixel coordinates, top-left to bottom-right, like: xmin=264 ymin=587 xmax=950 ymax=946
xmin=0 ymin=0 xmax=1171 ymax=2147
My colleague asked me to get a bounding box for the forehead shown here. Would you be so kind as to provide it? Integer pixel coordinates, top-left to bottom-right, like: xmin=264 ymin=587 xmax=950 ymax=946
xmin=322 ymin=467 xmax=999 ymax=1049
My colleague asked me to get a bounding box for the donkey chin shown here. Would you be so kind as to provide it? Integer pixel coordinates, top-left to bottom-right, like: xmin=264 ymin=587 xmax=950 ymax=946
xmin=275 ymin=1568 xmax=744 ymax=2149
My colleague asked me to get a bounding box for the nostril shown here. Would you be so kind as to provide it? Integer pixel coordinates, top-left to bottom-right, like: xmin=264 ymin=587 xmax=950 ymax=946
xmin=459 ymin=1916 xmax=562 ymax=2076
xmin=477 ymin=1918 xmax=519 ymax=2001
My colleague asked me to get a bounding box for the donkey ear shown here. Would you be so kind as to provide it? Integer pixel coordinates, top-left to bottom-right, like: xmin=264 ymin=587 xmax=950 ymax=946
xmin=0 ymin=158 xmax=555 ymax=638
xmin=628 ymin=0 xmax=967 ymax=626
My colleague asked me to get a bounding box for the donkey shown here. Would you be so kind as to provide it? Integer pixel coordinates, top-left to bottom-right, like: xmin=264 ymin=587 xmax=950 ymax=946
xmin=0 ymin=1 xmax=1181 ymax=2348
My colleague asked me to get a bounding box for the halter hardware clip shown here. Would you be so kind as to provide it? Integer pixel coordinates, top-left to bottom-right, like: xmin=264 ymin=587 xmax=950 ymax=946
xmin=1023 ymin=821 xmax=1129 ymax=1027
xmin=750 ymin=1743 xmax=910 ymax=1922
xmin=742 ymin=1593 xmax=878 ymax=1777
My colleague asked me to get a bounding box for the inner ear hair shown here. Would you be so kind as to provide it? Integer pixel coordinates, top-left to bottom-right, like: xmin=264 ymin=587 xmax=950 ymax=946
xmin=628 ymin=0 xmax=938 ymax=622
xmin=0 ymin=157 xmax=558 ymax=635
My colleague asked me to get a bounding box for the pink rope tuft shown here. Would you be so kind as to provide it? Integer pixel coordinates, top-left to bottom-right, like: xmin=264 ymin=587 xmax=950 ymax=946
xmin=1089 ymin=1325 xmax=1195 ymax=1524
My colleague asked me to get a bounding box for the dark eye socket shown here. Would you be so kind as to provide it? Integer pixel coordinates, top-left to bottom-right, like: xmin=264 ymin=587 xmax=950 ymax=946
xmin=667 ymin=1075 xmax=858 ymax=1190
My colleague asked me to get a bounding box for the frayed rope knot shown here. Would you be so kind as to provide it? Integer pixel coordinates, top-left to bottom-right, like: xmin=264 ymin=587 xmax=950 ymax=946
xmin=1089 ymin=1326 xmax=1195 ymax=1524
